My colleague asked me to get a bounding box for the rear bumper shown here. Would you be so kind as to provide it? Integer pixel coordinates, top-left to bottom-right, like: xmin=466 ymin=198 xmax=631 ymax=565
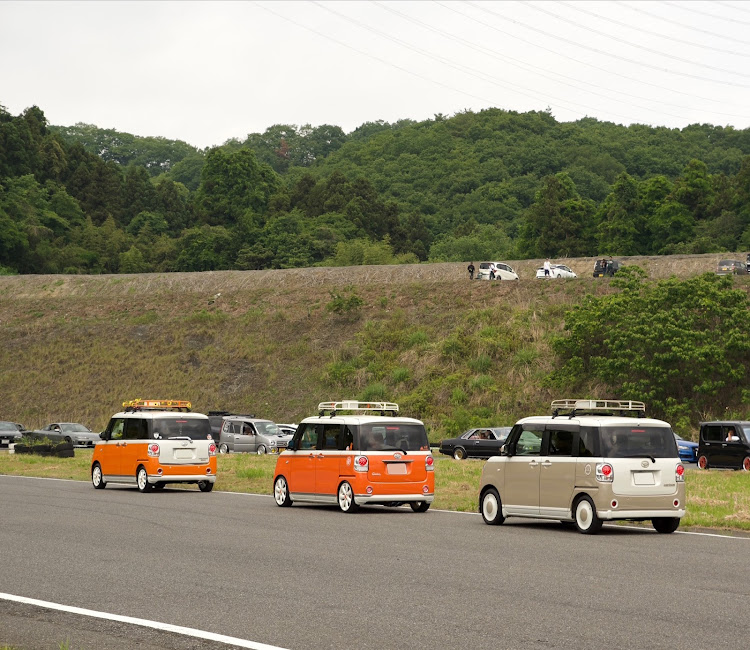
xmin=598 ymin=508 xmax=685 ymax=520
xmin=354 ymin=493 xmax=434 ymax=505
xmin=150 ymin=474 xmax=216 ymax=484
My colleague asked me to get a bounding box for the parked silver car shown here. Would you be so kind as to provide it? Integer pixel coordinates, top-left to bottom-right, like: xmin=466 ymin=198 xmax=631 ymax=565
xmin=30 ymin=422 xmax=100 ymax=447
xmin=218 ymin=416 xmax=293 ymax=454
xmin=0 ymin=421 xmax=24 ymax=447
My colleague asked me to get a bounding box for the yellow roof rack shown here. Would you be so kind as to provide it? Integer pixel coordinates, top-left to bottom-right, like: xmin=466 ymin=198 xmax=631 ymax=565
xmin=318 ymin=400 xmax=399 ymax=416
xmin=123 ymin=399 xmax=192 ymax=412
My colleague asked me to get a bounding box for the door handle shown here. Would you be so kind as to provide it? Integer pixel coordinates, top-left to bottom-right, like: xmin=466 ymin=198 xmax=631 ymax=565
xmin=541 ymin=460 xmax=552 ymax=467
xmin=528 ymin=460 xmax=539 ymax=467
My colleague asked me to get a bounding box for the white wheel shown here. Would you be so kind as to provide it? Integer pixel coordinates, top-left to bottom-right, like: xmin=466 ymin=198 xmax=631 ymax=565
xmin=257 ymin=445 xmax=267 ymax=455
xmin=574 ymin=496 xmax=602 ymax=534
xmin=453 ymin=447 xmax=466 ymax=460
xmin=92 ymin=463 xmax=106 ymax=489
xmin=219 ymin=443 xmax=229 ymax=454
xmin=481 ymin=488 xmax=504 ymax=525
xmin=137 ymin=466 xmax=152 ymax=492
xmin=338 ymin=481 xmax=359 ymax=513
xmin=274 ymin=476 xmax=292 ymax=507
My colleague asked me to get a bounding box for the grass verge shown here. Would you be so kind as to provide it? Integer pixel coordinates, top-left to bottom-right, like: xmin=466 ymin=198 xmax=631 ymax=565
xmin=1 ymin=450 xmax=748 ymax=531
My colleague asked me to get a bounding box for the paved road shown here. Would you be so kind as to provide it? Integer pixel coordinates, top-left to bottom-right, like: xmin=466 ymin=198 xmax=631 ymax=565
xmin=1 ymin=475 xmax=747 ymax=650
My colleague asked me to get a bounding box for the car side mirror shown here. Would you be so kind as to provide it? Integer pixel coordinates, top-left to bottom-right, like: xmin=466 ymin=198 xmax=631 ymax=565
xmin=287 ymin=439 xmax=298 ymax=451
xmin=99 ymin=432 xmax=107 ymax=440
xmin=500 ymin=444 xmax=511 ymax=456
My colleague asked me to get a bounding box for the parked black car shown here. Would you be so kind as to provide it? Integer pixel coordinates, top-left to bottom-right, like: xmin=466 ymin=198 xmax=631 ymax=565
xmin=593 ymin=258 xmax=622 ymax=277
xmin=697 ymin=421 xmax=750 ymax=471
xmin=439 ymin=427 xmax=512 ymax=460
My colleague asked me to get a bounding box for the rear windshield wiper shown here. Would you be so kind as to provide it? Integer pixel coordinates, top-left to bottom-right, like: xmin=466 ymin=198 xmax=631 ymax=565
xmin=378 ymin=446 xmax=408 ymax=454
xmin=622 ymin=454 xmax=656 ymax=463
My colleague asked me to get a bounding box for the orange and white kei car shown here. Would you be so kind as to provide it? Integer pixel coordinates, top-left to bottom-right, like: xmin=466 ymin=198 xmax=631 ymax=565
xmin=91 ymin=399 xmax=217 ymax=492
xmin=273 ymin=401 xmax=435 ymax=513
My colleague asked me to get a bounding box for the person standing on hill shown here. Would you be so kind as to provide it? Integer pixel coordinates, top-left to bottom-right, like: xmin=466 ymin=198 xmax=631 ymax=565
xmin=543 ymin=259 xmax=551 ymax=278
xmin=467 ymin=262 xmax=475 ymax=280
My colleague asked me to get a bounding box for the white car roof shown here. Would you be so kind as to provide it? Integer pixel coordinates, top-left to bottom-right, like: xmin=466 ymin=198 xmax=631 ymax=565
xmin=516 ymin=415 xmax=670 ymax=427
xmin=301 ymin=415 xmax=424 ymax=426
xmin=112 ymin=411 xmax=209 ymax=420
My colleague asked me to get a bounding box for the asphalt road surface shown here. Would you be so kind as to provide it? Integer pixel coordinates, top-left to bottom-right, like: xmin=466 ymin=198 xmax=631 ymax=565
xmin=1 ymin=475 xmax=748 ymax=650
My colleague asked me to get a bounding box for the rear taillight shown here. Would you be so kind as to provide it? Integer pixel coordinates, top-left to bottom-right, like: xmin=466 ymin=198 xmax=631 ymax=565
xmin=596 ymin=463 xmax=614 ymax=482
xmin=675 ymin=464 xmax=685 ymax=482
xmin=354 ymin=455 xmax=369 ymax=472
xmin=425 ymin=455 xmax=434 ymax=471
xmin=148 ymin=443 xmax=160 ymax=457
xmin=208 ymin=442 xmax=217 ymax=456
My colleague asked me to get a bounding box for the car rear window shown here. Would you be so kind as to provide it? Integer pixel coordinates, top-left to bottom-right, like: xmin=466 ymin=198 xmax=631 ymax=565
xmin=599 ymin=425 xmax=677 ymax=458
xmin=358 ymin=423 xmax=429 ymax=451
xmin=153 ymin=418 xmax=211 ymax=440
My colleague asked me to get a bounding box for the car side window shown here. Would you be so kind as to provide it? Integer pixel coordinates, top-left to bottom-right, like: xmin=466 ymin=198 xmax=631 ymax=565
xmin=110 ymin=419 xmax=125 ymax=440
xmin=321 ymin=424 xmax=342 ymax=450
xmin=703 ymin=425 xmax=723 ymax=442
xmin=515 ymin=428 xmax=543 ymax=455
xmin=297 ymin=423 xmax=318 ymax=450
xmin=578 ymin=429 xmax=598 ymax=457
xmin=547 ymin=429 xmax=574 ymax=456
xmin=123 ymin=418 xmax=147 ymax=440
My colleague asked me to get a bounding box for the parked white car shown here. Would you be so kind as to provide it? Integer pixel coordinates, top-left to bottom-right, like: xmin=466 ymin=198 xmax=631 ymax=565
xmin=536 ymin=264 xmax=577 ymax=279
xmin=477 ymin=262 xmax=519 ymax=281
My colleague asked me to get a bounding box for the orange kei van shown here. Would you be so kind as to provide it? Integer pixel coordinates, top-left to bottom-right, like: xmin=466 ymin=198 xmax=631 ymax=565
xmin=91 ymin=399 xmax=217 ymax=492
xmin=273 ymin=401 xmax=435 ymax=513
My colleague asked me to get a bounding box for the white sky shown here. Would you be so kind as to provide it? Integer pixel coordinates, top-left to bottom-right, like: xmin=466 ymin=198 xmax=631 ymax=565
xmin=1 ymin=0 xmax=750 ymax=149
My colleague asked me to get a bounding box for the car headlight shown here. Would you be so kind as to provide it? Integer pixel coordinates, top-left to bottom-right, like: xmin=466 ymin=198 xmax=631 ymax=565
xmin=678 ymin=445 xmax=688 ymax=451
xmin=269 ymin=441 xmax=277 ymax=447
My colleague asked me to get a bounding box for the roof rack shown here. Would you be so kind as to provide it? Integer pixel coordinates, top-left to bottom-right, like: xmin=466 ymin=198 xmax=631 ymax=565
xmin=551 ymin=399 xmax=646 ymax=419
xmin=123 ymin=399 xmax=192 ymax=412
xmin=318 ymin=401 xmax=399 ymax=417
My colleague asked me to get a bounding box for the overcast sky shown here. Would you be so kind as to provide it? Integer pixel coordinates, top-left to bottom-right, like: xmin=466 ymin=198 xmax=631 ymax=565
xmin=2 ymin=0 xmax=750 ymax=149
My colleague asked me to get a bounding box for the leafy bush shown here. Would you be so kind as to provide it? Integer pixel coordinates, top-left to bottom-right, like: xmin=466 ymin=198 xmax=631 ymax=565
xmin=549 ymin=267 xmax=750 ymax=425
xmin=325 ymin=288 xmax=364 ymax=315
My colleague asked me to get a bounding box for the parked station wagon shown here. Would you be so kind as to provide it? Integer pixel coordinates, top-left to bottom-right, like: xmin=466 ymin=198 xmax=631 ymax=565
xmin=218 ymin=415 xmax=292 ymax=454
xmin=273 ymin=401 xmax=434 ymax=513
xmin=479 ymin=399 xmax=685 ymax=534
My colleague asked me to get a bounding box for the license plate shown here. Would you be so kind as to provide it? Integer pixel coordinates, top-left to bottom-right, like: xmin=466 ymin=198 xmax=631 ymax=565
xmin=174 ymin=448 xmax=195 ymax=459
xmin=386 ymin=463 xmax=407 ymax=475
xmin=1 ymin=439 xmax=8 ymax=445
xmin=633 ymin=471 xmax=655 ymax=485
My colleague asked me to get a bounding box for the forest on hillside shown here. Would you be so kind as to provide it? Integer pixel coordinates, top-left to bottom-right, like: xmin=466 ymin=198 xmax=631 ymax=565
xmin=2 ymin=103 xmax=750 ymax=275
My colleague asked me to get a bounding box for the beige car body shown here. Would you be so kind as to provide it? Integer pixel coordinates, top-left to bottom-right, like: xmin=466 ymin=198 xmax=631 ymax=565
xmin=479 ymin=411 xmax=686 ymax=534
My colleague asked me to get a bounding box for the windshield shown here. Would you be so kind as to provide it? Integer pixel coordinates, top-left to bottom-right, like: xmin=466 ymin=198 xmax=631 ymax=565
xmin=600 ymin=425 xmax=677 ymax=458
xmin=152 ymin=418 xmax=211 ymax=440
xmin=62 ymin=423 xmax=91 ymax=433
xmin=0 ymin=421 xmax=18 ymax=432
xmin=358 ymin=423 xmax=429 ymax=452
xmin=255 ymin=421 xmax=281 ymax=436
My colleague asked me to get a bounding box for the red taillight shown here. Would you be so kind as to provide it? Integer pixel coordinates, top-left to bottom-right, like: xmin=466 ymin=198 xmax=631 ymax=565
xmin=358 ymin=457 xmax=367 ymax=466
xmin=596 ymin=463 xmax=613 ymax=482
xmin=148 ymin=443 xmax=160 ymax=457
xmin=208 ymin=442 xmax=217 ymax=456
xmin=425 ymin=455 xmax=434 ymax=471
xmin=354 ymin=456 xmax=368 ymax=472
xmin=676 ymin=464 xmax=685 ymax=482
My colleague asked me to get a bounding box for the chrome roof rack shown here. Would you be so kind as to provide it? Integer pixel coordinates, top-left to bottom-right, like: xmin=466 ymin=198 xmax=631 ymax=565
xmin=318 ymin=401 xmax=399 ymax=417
xmin=551 ymin=399 xmax=646 ymax=419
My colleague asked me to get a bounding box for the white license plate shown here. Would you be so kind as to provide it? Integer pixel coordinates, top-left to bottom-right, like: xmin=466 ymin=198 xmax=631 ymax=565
xmin=174 ymin=448 xmax=195 ymax=459
xmin=633 ymin=471 xmax=655 ymax=485
xmin=1 ymin=439 xmax=8 ymax=445
xmin=386 ymin=463 xmax=407 ymax=475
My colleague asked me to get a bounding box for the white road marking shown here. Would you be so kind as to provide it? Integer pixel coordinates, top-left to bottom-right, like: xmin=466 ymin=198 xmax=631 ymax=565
xmin=0 ymin=592 xmax=288 ymax=650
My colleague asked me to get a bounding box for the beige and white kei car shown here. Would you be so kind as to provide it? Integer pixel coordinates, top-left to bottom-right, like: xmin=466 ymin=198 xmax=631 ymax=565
xmin=479 ymin=399 xmax=686 ymax=534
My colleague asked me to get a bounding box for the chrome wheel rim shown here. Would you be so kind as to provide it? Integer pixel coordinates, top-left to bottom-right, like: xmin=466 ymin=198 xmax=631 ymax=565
xmin=137 ymin=469 xmax=148 ymax=490
xmin=274 ymin=478 xmax=287 ymax=505
xmin=339 ymin=483 xmax=353 ymax=511
xmin=92 ymin=465 xmax=102 ymax=486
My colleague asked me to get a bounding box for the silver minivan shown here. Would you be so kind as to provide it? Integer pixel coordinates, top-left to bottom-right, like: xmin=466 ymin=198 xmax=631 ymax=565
xmin=218 ymin=416 xmax=292 ymax=455
xmin=479 ymin=399 xmax=686 ymax=534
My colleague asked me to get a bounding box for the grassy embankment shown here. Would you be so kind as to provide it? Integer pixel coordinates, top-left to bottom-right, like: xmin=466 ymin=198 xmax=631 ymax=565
xmin=0 ymin=253 xmax=740 ymax=441
xmin=1 ymin=450 xmax=748 ymax=531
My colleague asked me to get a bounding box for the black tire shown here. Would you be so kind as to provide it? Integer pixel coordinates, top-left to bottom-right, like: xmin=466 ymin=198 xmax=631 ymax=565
xmin=273 ymin=475 xmax=292 ymax=507
xmin=410 ymin=501 xmax=430 ymax=513
xmin=652 ymin=517 xmax=680 ymax=534
xmin=453 ymin=447 xmax=467 ymax=460
xmin=65 ymin=436 xmax=73 ymax=444
xmin=197 ymin=480 xmax=214 ymax=492
xmin=480 ymin=488 xmax=505 ymax=525
xmin=697 ymin=455 xmax=709 ymax=470
xmin=338 ymin=481 xmax=359 ymax=513
xmin=219 ymin=443 xmax=229 ymax=454
xmin=136 ymin=466 xmax=152 ymax=493
xmin=91 ymin=462 xmax=106 ymax=489
xmin=574 ymin=495 xmax=603 ymax=534
xmin=257 ymin=444 xmax=267 ymax=455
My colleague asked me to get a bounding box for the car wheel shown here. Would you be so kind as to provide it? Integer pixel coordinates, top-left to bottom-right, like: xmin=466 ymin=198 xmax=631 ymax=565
xmin=219 ymin=443 xmax=229 ymax=454
xmin=652 ymin=517 xmax=680 ymax=534
xmin=697 ymin=455 xmax=709 ymax=470
xmin=574 ymin=495 xmax=602 ymax=534
xmin=136 ymin=466 xmax=152 ymax=493
xmin=273 ymin=475 xmax=292 ymax=507
xmin=65 ymin=436 xmax=73 ymax=444
xmin=91 ymin=462 xmax=106 ymax=489
xmin=257 ymin=445 xmax=267 ymax=455
xmin=197 ymin=480 xmax=214 ymax=492
xmin=453 ymin=447 xmax=466 ymax=460
xmin=410 ymin=501 xmax=430 ymax=513
xmin=480 ymin=488 xmax=505 ymax=525
xmin=338 ymin=481 xmax=359 ymax=513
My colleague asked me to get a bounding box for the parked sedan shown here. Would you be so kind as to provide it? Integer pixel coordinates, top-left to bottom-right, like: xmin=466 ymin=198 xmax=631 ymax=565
xmin=674 ymin=432 xmax=698 ymax=463
xmin=536 ymin=264 xmax=577 ymax=279
xmin=439 ymin=427 xmax=512 ymax=460
xmin=716 ymin=259 xmax=747 ymax=276
xmin=0 ymin=421 xmax=24 ymax=447
xmin=31 ymin=423 xmax=100 ymax=447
